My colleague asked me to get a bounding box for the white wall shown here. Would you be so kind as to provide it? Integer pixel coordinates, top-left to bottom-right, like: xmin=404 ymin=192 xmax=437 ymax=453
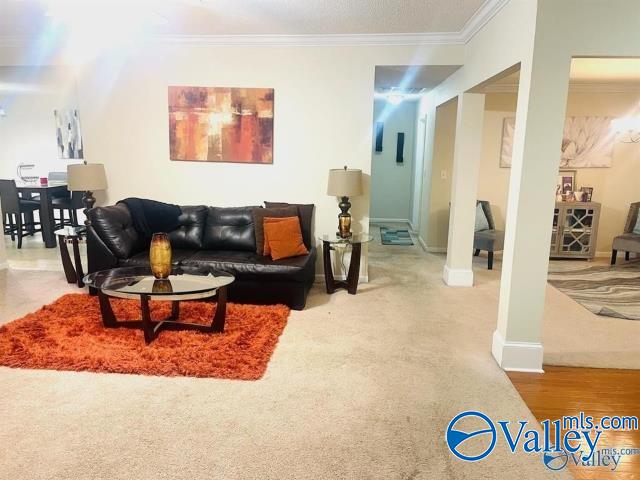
xmin=66 ymin=43 xmax=463 ymax=275
xmin=411 ymin=101 xmax=427 ymax=231
xmin=478 ymin=91 xmax=640 ymax=254
xmin=370 ymin=99 xmax=417 ymax=223
xmin=425 ymin=98 xmax=457 ymax=250
xmin=0 ymin=66 xmax=81 ymax=179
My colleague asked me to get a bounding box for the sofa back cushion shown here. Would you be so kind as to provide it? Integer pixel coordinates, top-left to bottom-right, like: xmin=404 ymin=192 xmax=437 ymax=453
xmin=203 ymin=206 xmax=258 ymax=251
xmin=264 ymin=202 xmax=314 ymax=249
xmin=89 ymin=204 xmax=145 ymax=259
xmin=169 ymin=205 xmax=207 ymax=249
xmin=253 ymin=205 xmax=298 ymax=255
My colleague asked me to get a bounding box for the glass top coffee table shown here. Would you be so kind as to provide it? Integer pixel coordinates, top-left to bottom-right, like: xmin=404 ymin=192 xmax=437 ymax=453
xmin=84 ymin=266 xmax=235 ymax=344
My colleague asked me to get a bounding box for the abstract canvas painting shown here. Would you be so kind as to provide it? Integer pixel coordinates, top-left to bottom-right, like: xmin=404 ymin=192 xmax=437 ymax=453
xmin=54 ymin=109 xmax=83 ymax=159
xmin=500 ymin=116 xmax=615 ymax=168
xmin=168 ymin=86 xmax=274 ymax=164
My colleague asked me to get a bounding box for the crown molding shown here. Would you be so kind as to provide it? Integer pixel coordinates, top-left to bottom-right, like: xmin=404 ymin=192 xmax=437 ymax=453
xmin=0 ymin=0 xmax=509 ymax=48
xmin=152 ymin=32 xmax=465 ymax=46
xmin=459 ymin=0 xmax=510 ymax=43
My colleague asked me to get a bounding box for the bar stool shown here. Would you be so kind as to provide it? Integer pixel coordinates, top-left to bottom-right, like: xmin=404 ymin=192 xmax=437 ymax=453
xmin=0 ymin=179 xmax=42 ymax=249
xmin=52 ymin=191 xmax=84 ymax=227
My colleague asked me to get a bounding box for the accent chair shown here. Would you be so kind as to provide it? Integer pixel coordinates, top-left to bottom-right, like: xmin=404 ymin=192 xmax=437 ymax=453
xmin=473 ymin=200 xmax=504 ymax=270
xmin=611 ymin=202 xmax=640 ymax=265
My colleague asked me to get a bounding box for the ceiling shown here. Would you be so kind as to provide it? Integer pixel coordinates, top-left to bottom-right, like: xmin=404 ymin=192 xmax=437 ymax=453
xmin=570 ymin=58 xmax=640 ymax=83
xmin=1 ymin=0 xmax=489 ymax=38
xmin=374 ymin=65 xmax=462 ymax=93
xmin=487 ymin=58 xmax=640 ymax=90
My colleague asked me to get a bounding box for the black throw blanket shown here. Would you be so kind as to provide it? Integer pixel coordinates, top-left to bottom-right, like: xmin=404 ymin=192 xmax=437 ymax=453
xmin=118 ymin=198 xmax=182 ymax=238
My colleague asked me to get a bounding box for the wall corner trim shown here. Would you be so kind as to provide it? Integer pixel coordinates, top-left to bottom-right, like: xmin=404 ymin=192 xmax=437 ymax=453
xmin=491 ymin=330 xmax=544 ymax=373
xmin=442 ymin=265 xmax=473 ymax=286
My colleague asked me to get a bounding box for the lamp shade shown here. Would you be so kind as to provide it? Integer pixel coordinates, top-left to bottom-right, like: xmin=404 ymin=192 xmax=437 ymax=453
xmin=327 ymin=167 xmax=363 ymax=197
xmin=67 ymin=163 xmax=108 ymax=191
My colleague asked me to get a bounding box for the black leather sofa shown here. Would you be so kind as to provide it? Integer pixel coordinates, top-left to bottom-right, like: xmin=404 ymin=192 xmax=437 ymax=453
xmin=86 ymin=204 xmax=316 ymax=310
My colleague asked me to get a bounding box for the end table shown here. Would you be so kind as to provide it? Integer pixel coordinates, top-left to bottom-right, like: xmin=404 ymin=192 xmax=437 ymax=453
xmin=55 ymin=226 xmax=86 ymax=288
xmin=320 ymin=234 xmax=373 ymax=295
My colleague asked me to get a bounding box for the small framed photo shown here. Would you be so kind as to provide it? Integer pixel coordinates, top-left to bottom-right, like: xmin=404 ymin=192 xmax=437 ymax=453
xmin=580 ymin=187 xmax=593 ymax=202
xmin=556 ymin=170 xmax=576 ymax=198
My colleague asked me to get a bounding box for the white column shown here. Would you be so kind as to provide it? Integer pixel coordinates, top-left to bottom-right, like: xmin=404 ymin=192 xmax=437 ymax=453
xmin=491 ymin=53 xmax=571 ymax=372
xmin=443 ymin=93 xmax=485 ymax=286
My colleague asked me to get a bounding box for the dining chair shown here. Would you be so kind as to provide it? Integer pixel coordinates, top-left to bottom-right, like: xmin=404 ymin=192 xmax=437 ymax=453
xmin=52 ymin=190 xmax=84 ymax=227
xmin=0 ymin=179 xmax=42 ymax=249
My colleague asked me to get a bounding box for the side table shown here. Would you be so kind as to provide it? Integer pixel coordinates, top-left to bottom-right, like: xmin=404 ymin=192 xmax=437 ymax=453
xmin=320 ymin=234 xmax=373 ymax=295
xmin=55 ymin=226 xmax=86 ymax=288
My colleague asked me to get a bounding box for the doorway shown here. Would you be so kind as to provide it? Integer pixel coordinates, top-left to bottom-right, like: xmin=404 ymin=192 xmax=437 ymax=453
xmin=369 ymin=65 xmax=460 ymax=254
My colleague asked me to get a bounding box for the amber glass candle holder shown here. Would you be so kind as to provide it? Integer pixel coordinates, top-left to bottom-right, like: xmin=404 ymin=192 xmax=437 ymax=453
xmin=150 ymin=233 xmax=172 ymax=279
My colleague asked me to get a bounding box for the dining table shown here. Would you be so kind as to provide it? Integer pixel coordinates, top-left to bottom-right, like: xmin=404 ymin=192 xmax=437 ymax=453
xmin=17 ymin=182 xmax=69 ymax=248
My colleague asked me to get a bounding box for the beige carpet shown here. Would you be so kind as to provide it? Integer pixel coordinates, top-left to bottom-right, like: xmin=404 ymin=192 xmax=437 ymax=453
xmin=0 ymin=231 xmax=573 ymax=480
xmin=470 ymin=251 xmax=640 ymax=370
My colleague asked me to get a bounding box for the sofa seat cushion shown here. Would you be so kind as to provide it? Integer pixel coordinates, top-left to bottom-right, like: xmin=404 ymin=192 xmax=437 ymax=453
xmin=119 ymin=249 xmax=198 ymax=267
xmin=181 ymin=249 xmax=316 ymax=283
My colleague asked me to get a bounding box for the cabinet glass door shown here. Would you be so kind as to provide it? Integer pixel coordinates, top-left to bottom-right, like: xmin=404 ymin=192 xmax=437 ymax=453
xmin=560 ymin=207 xmax=595 ymax=254
xmin=550 ymin=207 xmax=560 ymax=254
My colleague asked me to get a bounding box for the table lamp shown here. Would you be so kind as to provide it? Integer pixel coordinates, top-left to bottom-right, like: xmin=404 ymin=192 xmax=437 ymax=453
xmin=67 ymin=163 xmax=108 ymax=227
xmin=327 ymin=166 xmax=363 ymax=238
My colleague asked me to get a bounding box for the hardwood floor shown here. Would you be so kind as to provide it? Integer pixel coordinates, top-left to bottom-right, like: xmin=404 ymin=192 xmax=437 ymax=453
xmin=508 ymin=366 xmax=640 ymax=479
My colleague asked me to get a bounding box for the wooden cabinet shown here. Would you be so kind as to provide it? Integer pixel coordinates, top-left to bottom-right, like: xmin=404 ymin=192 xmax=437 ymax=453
xmin=550 ymin=202 xmax=601 ymax=259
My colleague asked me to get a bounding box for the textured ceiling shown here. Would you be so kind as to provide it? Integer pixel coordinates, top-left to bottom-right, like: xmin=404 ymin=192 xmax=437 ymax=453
xmin=1 ymin=0 xmax=488 ymax=37
xmin=375 ymin=65 xmax=462 ymax=91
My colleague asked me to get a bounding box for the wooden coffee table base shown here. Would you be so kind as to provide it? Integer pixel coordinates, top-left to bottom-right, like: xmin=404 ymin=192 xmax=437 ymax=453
xmin=97 ymin=286 xmax=228 ymax=344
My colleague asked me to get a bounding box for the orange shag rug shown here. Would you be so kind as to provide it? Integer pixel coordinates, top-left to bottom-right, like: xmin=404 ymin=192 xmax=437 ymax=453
xmin=0 ymin=294 xmax=290 ymax=380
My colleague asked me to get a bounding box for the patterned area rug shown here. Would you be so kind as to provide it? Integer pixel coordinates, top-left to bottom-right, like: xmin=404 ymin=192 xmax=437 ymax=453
xmin=380 ymin=227 xmax=414 ymax=246
xmin=0 ymin=294 xmax=290 ymax=379
xmin=547 ymin=262 xmax=640 ymax=320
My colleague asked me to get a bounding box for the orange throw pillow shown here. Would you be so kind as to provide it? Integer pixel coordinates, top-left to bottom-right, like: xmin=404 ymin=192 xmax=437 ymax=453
xmin=263 ymin=217 xmax=309 ymax=261
xmin=263 ymin=217 xmax=287 ymax=256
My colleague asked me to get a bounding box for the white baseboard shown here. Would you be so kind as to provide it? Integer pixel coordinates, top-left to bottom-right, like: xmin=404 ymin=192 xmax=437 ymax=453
xmin=0 ymin=261 xmax=7 ymax=270
xmin=491 ymin=330 xmax=544 ymax=373
xmin=370 ymin=218 xmax=410 ymax=225
xmin=442 ymin=265 xmax=473 ymax=286
xmin=314 ymin=273 xmax=368 ymax=284
xmin=427 ymin=246 xmax=447 ymax=253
